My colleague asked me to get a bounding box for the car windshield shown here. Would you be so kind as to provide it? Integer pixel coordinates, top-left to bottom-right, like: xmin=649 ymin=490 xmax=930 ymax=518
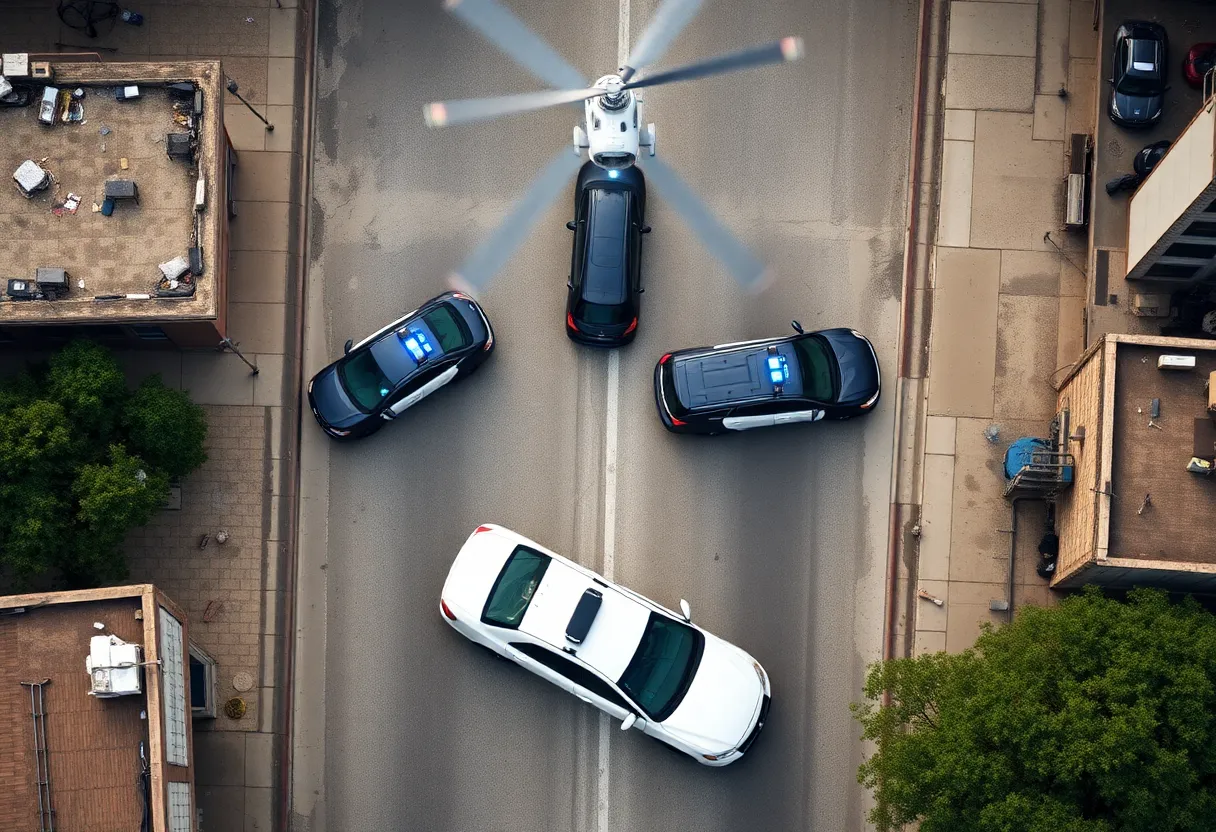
xmin=576 ymin=301 xmax=630 ymax=326
xmin=1117 ymin=72 xmax=1161 ymax=96
xmin=336 ymin=349 xmax=395 ymax=412
xmin=481 ymin=545 xmax=551 ymax=629
xmin=792 ymin=335 xmax=838 ymax=401
xmin=422 ymin=304 xmax=472 ymax=352
xmin=617 ymin=612 xmax=705 ymax=722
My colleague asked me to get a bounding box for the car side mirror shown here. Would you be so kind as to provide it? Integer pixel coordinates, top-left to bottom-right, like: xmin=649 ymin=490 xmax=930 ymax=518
xmin=567 ymin=278 xmax=574 ymax=289
xmin=621 ymin=712 xmax=637 ymax=731
xmin=637 ymin=286 xmax=645 ymax=294
xmin=641 ymin=225 xmax=652 ymax=234
xmin=679 ymin=599 xmax=692 ymax=621
xmin=343 ymin=338 xmax=353 ymax=354
xmin=566 ymin=220 xmax=577 ymax=231
xmin=791 ymin=320 xmax=804 ymax=334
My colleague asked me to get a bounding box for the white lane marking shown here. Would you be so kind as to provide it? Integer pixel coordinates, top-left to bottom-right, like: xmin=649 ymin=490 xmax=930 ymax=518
xmin=617 ymin=0 xmax=630 ymax=67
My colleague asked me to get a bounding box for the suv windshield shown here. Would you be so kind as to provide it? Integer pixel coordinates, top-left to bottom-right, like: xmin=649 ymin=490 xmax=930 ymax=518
xmin=792 ymin=335 xmax=838 ymax=401
xmin=337 ymin=350 xmax=395 ymax=412
xmin=422 ymin=303 xmax=472 ymax=352
xmin=482 ymin=545 xmax=551 ymax=629
xmin=617 ymin=612 xmax=705 ymax=722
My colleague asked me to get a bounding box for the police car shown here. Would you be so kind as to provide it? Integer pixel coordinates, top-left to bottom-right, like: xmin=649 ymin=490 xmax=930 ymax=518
xmin=307 ymin=291 xmax=494 ymax=439
xmin=440 ymin=524 xmax=772 ymax=766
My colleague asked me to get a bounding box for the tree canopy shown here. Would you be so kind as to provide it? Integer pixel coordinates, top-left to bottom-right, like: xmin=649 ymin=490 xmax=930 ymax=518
xmin=0 ymin=340 xmax=207 ymax=588
xmin=853 ymin=587 xmax=1216 ymax=832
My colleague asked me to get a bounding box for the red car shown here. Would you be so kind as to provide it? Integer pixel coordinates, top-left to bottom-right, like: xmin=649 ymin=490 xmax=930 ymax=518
xmin=1184 ymin=43 xmax=1216 ymax=88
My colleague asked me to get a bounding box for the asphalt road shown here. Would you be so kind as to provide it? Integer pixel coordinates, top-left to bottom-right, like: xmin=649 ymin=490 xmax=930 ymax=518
xmin=304 ymin=0 xmax=916 ymax=829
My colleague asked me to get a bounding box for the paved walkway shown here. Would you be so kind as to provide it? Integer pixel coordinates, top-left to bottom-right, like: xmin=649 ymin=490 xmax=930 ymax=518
xmin=1 ymin=2 xmax=311 ymax=829
xmin=907 ymin=0 xmax=1096 ymax=655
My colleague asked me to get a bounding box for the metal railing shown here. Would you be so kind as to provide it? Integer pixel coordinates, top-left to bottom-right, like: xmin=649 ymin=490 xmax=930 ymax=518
xmin=1003 ymin=450 xmax=1076 ymax=498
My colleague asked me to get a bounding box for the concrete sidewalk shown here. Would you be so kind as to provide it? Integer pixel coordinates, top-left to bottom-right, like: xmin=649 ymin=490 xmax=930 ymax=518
xmin=905 ymin=0 xmax=1097 ymax=655
xmin=0 ymin=2 xmax=313 ymax=829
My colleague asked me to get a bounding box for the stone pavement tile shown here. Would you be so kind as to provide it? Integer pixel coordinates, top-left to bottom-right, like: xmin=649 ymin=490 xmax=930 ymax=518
xmin=926 ymin=415 xmax=957 ymax=456
xmin=175 ymin=9 xmax=270 ymax=58
xmin=938 ymin=140 xmax=974 ymax=248
xmin=948 ymin=1 xmax=1038 ymax=57
xmin=919 ymin=453 xmax=955 ymax=582
xmin=231 ymin=201 xmax=292 ymax=251
xmin=194 ymin=732 xmax=246 ymax=786
xmin=235 ymin=151 xmax=295 ymax=203
xmin=268 ymin=7 xmax=300 ymax=58
xmin=262 ymin=590 xmax=280 ymax=634
xmin=260 ymin=634 xmax=278 ymax=687
xmin=264 ymin=105 xmax=298 ymax=152
xmin=916 ymin=579 xmax=950 ymax=631
xmin=915 ymin=630 xmax=947 ymax=655
xmin=896 ymin=379 xmax=923 ymax=506
xmin=1037 ymin=0 xmax=1070 ymax=94
xmin=1066 ymin=58 xmax=1097 ymax=138
xmin=946 ymin=581 xmax=1009 ymax=652
xmin=198 ymin=785 xmax=245 ymax=831
xmin=950 ymin=426 xmax=1014 ymax=585
xmin=253 ymin=353 xmax=286 ymax=406
xmin=267 ymin=57 xmax=301 ymax=107
xmin=944 ymin=109 xmax=976 ymax=141
xmin=928 ymin=247 xmax=999 ymax=417
xmin=1058 ymin=295 xmax=1086 ymax=368
xmin=258 ymin=686 xmax=277 ymax=733
xmin=183 ymin=352 xmax=256 ymax=406
xmin=245 ymin=784 xmax=274 ymax=831
xmin=268 ymin=405 xmax=283 ymax=459
xmin=230 ymin=249 xmax=290 ymax=304
xmin=945 ymin=54 xmax=1036 ymax=111
xmin=244 ymin=733 xmax=277 ymax=788
xmin=995 ymin=295 xmax=1061 ymax=421
xmin=229 ymin=302 xmax=287 ymax=354
xmin=114 ymin=348 xmax=183 ymax=389
xmin=225 ymin=104 xmax=269 ymax=152
xmin=971 ymin=113 xmax=1063 ymax=251
xmin=1033 ymin=93 xmax=1067 ymax=141
xmin=1016 ymin=583 xmax=1054 ymax=609
xmin=1069 ymin=0 xmax=1097 ymax=60
xmin=1001 ymin=249 xmax=1063 ymax=296
xmin=222 ymin=56 xmax=269 ymax=106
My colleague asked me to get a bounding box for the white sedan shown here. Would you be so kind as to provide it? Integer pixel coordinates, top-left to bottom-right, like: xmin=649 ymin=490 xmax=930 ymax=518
xmin=440 ymin=524 xmax=772 ymax=765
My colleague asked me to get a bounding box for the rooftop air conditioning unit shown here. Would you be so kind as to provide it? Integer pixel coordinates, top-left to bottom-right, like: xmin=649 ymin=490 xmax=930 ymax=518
xmin=85 ymin=634 xmax=143 ymax=697
xmin=1065 ymin=173 xmax=1087 ymax=228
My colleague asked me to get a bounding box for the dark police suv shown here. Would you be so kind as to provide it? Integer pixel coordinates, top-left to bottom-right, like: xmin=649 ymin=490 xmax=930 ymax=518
xmin=307 ymin=291 xmax=494 ymax=439
xmin=653 ymin=322 xmax=881 ymax=434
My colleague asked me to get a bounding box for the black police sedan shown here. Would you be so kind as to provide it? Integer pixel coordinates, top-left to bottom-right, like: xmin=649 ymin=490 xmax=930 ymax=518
xmin=565 ymin=161 xmax=650 ymax=347
xmin=1108 ymin=21 xmax=1168 ymax=128
xmin=653 ymin=322 xmax=881 ymax=435
xmin=307 ymin=291 xmax=494 ymax=439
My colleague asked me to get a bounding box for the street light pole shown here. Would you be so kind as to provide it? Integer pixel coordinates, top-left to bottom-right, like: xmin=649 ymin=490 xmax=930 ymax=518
xmin=226 ymin=78 xmax=274 ymax=131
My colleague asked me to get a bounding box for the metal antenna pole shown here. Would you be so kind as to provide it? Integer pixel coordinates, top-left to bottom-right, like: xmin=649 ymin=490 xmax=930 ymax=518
xmin=225 ymin=79 xmax=274 ymax=131
xmin=218 ymin=337 xmax=260 ymax=375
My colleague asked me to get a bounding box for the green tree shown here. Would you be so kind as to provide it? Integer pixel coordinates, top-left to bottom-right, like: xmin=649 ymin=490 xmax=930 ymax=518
xmin=123 ymin=375 xmax=208 ymax=478
xmin=852 ymin=588 xmax=1216 ymax=832
xmin=0 ymin=340 xmax=208 ymax=589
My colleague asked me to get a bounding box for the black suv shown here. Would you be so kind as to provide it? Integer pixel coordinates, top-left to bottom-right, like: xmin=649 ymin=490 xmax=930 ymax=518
xmin=653 ymin=322 xmax=881 ymax=435
xmin=307 ymin=291 xmax=494 ymax=439
xmin=1108 ymin=21 xmax=1168 ymax=127
xmin=565 ymin=161 xmax=650 ymax=347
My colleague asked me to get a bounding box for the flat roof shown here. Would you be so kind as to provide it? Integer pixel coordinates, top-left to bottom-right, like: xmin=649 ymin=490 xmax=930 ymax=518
xmin=0 ymin=60 xmax=223 ymax=325
xmin=1109 ymin=341 xmax=1216 ymax=564
xmin=0 ymin=585 xmax=189 ymax=832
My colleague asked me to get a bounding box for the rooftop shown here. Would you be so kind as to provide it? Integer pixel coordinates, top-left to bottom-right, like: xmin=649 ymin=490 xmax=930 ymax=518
xmin=0 ymin=59 xmax=224 ymax=325
xmin=0 ymin=585 xmax=192 ymax=832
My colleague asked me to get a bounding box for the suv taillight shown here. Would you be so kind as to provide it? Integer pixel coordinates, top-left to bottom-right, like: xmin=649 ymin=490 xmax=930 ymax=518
xmin=624 ymin=317 xmax=638 ymax=335
xmin=567 ymin=312 xmax=579 ymax=332
xmin=474 ymin=525 xmax=493 ymax=534
xmin=440 ymin=600 xmax=457 ymax=621
xmin=659 ymin=352 xmax=672 ymax=364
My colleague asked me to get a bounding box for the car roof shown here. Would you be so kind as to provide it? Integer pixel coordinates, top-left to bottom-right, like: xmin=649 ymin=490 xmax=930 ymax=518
xmin=366 ymin=312 xmax=449 ymax=383
xmin=1126 ymin=39 xmax=1161 ymax=74
xmin=673 ymin=341 xmax=805 ymax=411
xmin=580 ymin=189 xmax=630 ymax=306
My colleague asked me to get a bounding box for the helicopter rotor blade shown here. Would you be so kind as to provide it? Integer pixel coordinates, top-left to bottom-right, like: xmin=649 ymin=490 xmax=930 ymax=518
xmin=443 ymin=0 xmax=585 ymax=90
xmin=424 ymin=87 xmax=602 ymax=128
xmin=450 ymin=148 xmax=583 ymax=295
xmin=624 ymin=37 xmax=803 ymax=91
xmin=641 ymin=155 xmax=770 ymax=293
xmin=620 ymin=0 xmax=706 ymax=82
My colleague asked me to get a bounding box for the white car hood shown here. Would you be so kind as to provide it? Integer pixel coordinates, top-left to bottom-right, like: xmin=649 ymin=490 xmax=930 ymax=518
xmin=659 ymin=633 xmax=763 ymax=753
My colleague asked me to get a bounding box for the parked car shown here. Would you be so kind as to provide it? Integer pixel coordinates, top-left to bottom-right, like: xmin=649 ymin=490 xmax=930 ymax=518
xmin=307 ymin=291 xmax=493 ymax=439
xmin=653 ymin=322 xmax=881 ymax=434
xmin=565 ymin=161 xmax=650 ymax=347
xmin=1108 ymin=21 xmax=1168 ymax=127
xmin=1184 ymin=42 xmax=1216 ymax=89
xmin=440 ymin=524 xmax=772 ymax=766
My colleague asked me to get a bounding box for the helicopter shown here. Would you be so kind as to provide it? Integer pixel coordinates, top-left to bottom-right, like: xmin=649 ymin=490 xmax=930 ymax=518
xmin=423 ymin=0 xmax=804 ymax=295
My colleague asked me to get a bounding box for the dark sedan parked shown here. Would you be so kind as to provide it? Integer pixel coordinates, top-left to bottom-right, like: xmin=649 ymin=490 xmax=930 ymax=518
xmin=307 ymin=291 xmax=494 ymax=439
xmin=653 ymin=322 xmax=881 ymax=435
xmin=1108 ymin=21 xmax=1168 ymax=127
xmin=565 ymin=161 xmax=650 ymax=347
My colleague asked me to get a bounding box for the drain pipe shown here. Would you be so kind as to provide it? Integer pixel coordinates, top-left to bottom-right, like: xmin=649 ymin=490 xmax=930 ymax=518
xmin=1002 ymin=497 xmax=1035 ymax=620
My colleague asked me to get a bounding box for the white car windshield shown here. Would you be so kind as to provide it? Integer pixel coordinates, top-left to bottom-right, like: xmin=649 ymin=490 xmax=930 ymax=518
xmin=617 ymin=612 xmax=705 ymax=721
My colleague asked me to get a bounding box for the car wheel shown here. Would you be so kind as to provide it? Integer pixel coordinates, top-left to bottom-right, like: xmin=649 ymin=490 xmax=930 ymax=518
xmin=481 ymin=643 xmax=507 ymax=662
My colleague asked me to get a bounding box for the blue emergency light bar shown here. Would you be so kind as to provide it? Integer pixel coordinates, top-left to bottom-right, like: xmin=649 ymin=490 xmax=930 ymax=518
xmin=400 ymin=328 xmax=434 ymax=363
xmin=767 ymin=354 xmax=789 ymax=385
